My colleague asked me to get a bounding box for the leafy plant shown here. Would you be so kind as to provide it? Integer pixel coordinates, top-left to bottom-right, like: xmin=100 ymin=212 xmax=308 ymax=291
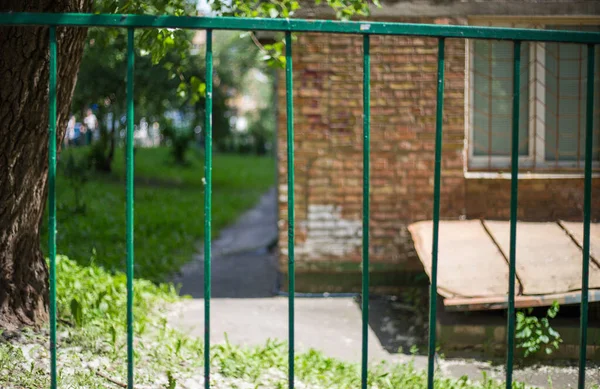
xmin=54 ymin=255 xmax=179 ymax=331
xmin=515 ymin=301 xmax=562 ymax=357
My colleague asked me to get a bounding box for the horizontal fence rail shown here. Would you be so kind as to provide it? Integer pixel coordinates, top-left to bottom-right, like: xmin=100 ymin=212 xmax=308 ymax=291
xmin=1 ymin=11 xmax=598 ymax=389
xmin=0 ymin=13 xmax=600 ymax=43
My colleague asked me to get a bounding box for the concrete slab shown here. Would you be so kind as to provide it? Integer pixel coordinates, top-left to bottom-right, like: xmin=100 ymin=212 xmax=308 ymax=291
xmin=169 ymin=297 xmax=418 ymax=365
xmin=175 ymin=249 xmax=279 ymax=298
xmin=172 ymin=187 xmax=279 ymax=298
xmin=485 ymin=221 xmax=600 ymax=295
xmin=168 ymin=298 xmax=599 ymax=388
xmin=409 ymin=220 xmax=513 ymax=298
xmin=195 ymin=187 xmax=278 ymax=258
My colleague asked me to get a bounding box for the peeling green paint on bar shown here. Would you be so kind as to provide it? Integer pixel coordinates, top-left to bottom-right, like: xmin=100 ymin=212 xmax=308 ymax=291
xmin=204 ymin=28 xmax=213 ymax=389
xmin=505 ymin=40 xmax=521 ymax=389
xmin=126 ymin=27 xmax=135 ymax=389
xmin=579 ymin=43 xmax=596 ymax=389
xmin=285 ymin=31 xmax=296 ymax=389
xmin=361 ymin=33 xmax=371 ymax=389
xmin=48 ymin=25 xmax=58 ymax=389
xmin=427 ymin=37 xmax=445 ymax=389
xmin=1 ymin=13 xmax=600 ymax=43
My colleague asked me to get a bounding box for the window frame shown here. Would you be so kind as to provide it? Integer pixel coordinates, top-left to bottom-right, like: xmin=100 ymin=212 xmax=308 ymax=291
xmin=465 ymin=17 xmax=600 ymax=173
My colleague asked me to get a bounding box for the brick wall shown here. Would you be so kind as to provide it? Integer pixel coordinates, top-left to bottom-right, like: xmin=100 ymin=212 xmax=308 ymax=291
xmin=276 ymin=18 xmax=600 ymax=292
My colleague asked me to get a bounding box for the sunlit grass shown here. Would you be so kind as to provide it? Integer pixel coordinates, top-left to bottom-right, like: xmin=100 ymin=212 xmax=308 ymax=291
xmin=41 ymin=146 xmax=275 ymax=281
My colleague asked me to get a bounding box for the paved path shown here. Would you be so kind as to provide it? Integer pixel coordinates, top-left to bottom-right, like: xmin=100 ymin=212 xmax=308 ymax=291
xmin=173 ymin=187 xmax=279 ymax=298
xmin=170 ymin=187 xmax=597 ymax=388
xmin=171 ymin=298 xmax=401 ymax=364
xmin=170 ymin=298 xmax=595 ymax=388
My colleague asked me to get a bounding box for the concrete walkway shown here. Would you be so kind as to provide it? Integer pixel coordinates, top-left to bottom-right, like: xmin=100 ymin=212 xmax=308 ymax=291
xmin=169 ymin=298 xmax=597 ymax=388
xmin=173 ymin=187 xmax=279 ymax=298
xmin=170 ymin=187 xmax=598 ymax=388
xmin=171 ymin=298 xmax=400 ymax=363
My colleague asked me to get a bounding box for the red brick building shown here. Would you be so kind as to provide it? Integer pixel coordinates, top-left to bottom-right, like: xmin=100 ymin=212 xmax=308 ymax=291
xmin=275 ymin=1 xmax=600 ymax=292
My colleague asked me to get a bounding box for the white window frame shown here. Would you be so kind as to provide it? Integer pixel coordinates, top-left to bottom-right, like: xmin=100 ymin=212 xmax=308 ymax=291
xmin=465 ymin=17 xmax=600 ymax=172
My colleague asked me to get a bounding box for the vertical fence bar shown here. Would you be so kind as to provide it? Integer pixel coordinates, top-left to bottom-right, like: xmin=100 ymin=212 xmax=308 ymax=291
xmin=578 ymin=43 xmax=595 ymax=389
xmin=48 ymin=26 xmax=58 ymax=389
xmin=285 ymin=31 xmax=295 ymax=389
xmin=126 ymin=27 xmax=135 ymax=389
xmin=505 ymin=40 xmax=521 ymax=389
xmin=204 ymin=28 xmax=213 ymax=389
xmin=427 ymin=37 xmax=445 ymax=389
xmin=361 ymin=33 xmax=371 ymax=389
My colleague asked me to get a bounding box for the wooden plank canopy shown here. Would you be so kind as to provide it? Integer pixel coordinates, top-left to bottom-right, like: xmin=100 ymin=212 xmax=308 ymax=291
xmin=408 ymin=220 xmax=516 ymax=299
xmin=484 ymin=221 xmax=600 ymax=295
xmin=408 ymin=220 xmax=600 ymax=311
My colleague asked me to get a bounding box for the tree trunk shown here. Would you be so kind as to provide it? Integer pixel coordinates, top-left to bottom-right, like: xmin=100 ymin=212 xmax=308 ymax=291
xmin=0 ymin=0 xmax=90 ymax=330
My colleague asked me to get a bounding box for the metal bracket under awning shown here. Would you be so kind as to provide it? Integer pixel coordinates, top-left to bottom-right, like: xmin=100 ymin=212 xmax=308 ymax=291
xmin=408 ymin=220 xmax=600 ymax=312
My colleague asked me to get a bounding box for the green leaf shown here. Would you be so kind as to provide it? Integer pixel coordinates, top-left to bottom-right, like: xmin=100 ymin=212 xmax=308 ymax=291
xmin=548 ymin=301 xmax=560 ymax=318
xmin=190 ymin=76 xmax=201 ymax=89
xmin=109 ymin=324 xmax=117 ymax=346
xmin=166 ymin=371 xmax=177 ymax=389
xmin=70 ymin=298 xmax=83 ymax=327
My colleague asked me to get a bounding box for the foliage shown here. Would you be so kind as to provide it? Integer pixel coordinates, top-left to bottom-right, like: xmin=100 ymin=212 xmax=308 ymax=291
xmin=88 ymin=0 xmax=381 ymax=104
xmin=210 ymin=339 xmax=532 ymax=389
xmin=0 ymin=255 xmax=538 ymax=388
xmin=246 ymin=106 xmax=276 ymax=155
xmin=72 ymin=27 xmax=197 ymax=172
xmin=42 ymin=146 xmax=275 ymax=282
xmin=55 ymin=255 xmax=178 ymax=329
xmin=211 ymin=0 xmax=378 ymax=19
xmin=74 ymin=0 xmax=381 ymax=166
xmin=210 ymin=0 xmax=382 ymax=67
xmin=0 ymin=255 xmax=189 ymax=388
xmin=72 ymin=26 xmax=191 ymax=119
xmin=216 ymin=36 xmax=276 ymax=155
xmin=515 ymin=301 xmax=562 ymax=358
xmin=72 ymin=27 xmax=265 ymax=168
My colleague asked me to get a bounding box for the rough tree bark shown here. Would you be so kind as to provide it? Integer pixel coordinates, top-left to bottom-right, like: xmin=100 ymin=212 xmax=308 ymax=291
xmin=0 ymin=0 xmax=90 ymax=330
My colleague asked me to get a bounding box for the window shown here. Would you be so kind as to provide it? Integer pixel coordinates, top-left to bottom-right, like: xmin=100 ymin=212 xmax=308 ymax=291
xmin=467 ymin=21 xmax=600 ymax=171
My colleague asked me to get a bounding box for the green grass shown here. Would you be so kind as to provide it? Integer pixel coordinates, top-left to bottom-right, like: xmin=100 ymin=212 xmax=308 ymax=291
xmin=0 ymin=257 xmax=542 ymax=389
xmin=42 ymin=146 xmax=275 ymax=281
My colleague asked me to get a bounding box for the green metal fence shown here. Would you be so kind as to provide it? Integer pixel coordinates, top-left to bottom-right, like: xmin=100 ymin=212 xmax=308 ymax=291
xmin=1 ymin=12 xmax=599 ymax=389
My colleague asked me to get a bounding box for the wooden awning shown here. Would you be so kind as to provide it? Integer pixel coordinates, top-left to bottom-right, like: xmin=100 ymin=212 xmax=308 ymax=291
xmin=408 ymin=220 xmax=600 ymax=311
